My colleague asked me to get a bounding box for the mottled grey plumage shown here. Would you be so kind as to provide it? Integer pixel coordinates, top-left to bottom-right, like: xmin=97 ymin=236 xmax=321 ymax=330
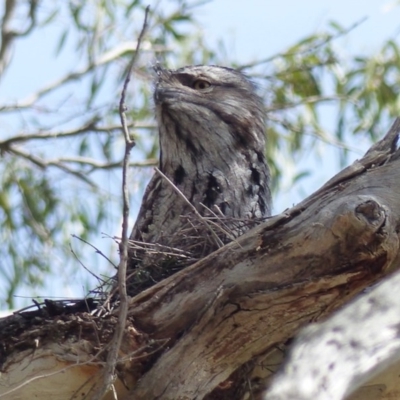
xmin=127 ymin=65 xmax=271 ymax=295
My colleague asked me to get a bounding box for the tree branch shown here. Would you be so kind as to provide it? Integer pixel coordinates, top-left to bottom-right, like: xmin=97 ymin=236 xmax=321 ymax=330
xmin=0 ymin=0 xmax=38 ymax=77
xmin=238 ymin=17 xmax=367 ymax=71
xmin=0 ymin=121 xmax=156 ymax=148
xmin=0 ymin=42 xmax=147 ymax=111
xmin=6 ymin=145 xmax=96 ymax=187
xmin=267 ymin=94 xmax=352 ymax=112
xmin=268 ymin=115 xmax=362 ymax=153
xmin=47 ymin=156 xmax=157 ymax=172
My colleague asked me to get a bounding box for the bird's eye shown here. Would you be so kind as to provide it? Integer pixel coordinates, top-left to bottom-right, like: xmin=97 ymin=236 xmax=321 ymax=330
xmin=192 ymin=79 xmax=211 ymax=90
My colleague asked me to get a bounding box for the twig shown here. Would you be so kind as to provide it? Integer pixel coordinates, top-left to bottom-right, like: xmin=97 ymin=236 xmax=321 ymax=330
xmin=62 ymin=157 xmax=156 ymax=171
xmin=266 ymin=94 xmax=350 ymax=112
xmin=0 ymin=118 xmax=98 ymax=146
xmin=19 ymin=156 xmax=156 ymax=173
xmin=128 ymin=239 xmax=194 ymax=256
xmin=154 ymin=167 xmax=224 ymax=248
xmin=0 ymin=121 xmax=156 ymax=147
xmin=7 ymin=145 xmax=96 ymax=187
xmin=72 ymin=234 xmax=118 ymax=270
xmin=238 ymin=17 xmax=367 ymax=71
xmin=69 ymin=243 xmax=107 ymax=285
xmin=0 ymin=42 xmax=148 ymax=111
xmin=199 ymin=202 xmax=237 ymax=241
xmin=256 ymin=58 xmax=336 ymax=81
xmin=0 ymin=0 xmax=17 ymax=77
xmin=91 ymin=6 xmax=150 ymax=400
xmin=0 ymin=0 xmax=38 ymax=77
xmin=267 ymin=114 xmax=362 ymax=153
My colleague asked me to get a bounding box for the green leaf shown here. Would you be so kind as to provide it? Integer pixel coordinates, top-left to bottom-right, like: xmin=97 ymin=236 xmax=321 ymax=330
xmin=55 ymin=29 xmax=69 ymax=56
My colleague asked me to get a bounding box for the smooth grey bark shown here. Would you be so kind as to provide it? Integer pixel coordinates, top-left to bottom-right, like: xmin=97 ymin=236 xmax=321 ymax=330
xmin=264 ymin=269 xmax=400 ymax=400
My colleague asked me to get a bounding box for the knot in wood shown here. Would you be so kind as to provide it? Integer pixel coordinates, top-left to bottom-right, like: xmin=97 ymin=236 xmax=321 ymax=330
xmin=355 ymin=200 xmax=383 ymax=225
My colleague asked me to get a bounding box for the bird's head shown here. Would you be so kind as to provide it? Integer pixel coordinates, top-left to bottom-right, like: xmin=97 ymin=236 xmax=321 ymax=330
xmin=153 ymin=65 xmax=266 ymax=167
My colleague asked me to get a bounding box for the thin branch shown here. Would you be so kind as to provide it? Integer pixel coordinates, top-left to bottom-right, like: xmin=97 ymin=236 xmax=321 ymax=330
xmin=0 ymin=118 xmax=99 ymax=146
xmin=69 ymin=243 xmax=110 ymax=285
xmin=268 ymin=114 xmax=362 ymax=153
xmin=1 ymin=119 xmax=89 ymax=145
xmin=266 ymin=94 xmax=351 ymax=112
xmin=0 ymin=0 xmax=17 ymax=76
xmin=253 ymin=58 xmax=337 ymax=82
xmin=238 ymin=17 xmax=367 ymax=71
xmin=199 ymin=202 xmax=237 ymax=241
xmin=0 ymin=42 xmax=144 ymax=111
xmin=71 ymin=234 xmax=118 ymax=270
xmin=2 ymin=144 xmax=155 ymax=185
xmin=154 ymin=167 xmax=225 ymax=248
xmin=0 ymin=121 xmax=156 ymax=149
xmin=7 ymin=145 xmax=96 ymax=187
xmin=0 ymin=0 xmax=38 ymax=77
xmin=91 ymin=6 xmax=150 ymax=400
xmin=127 ymin=239 xmax=194 ymax=256
xmin=26 ymin=156 xmax=156 ymax=172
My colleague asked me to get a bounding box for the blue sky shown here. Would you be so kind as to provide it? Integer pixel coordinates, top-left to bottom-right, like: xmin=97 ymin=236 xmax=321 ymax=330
xmin=199 ymin=0 xmax=400 ymax=61
xmin=3 ymin=1 xmax=400 ymax=100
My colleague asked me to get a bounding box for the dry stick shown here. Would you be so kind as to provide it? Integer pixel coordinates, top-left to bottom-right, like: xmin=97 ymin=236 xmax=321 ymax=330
xmin=91 ymin=6 xmax=150 ymax=400
xmin=72 ymin=234 xmax=118 ymax=270
xmin=198 ymin=202 xmax=237 ymax=241
xmin=154 ymin=167 xmax=225 ymax=248
xmin=128 ymin=239 xmax=194 ymax=256
xmin=69 ymin=243 xmax=107 ymax=284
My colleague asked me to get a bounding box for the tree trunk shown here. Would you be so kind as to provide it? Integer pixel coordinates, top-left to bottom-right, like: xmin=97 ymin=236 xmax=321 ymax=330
xmin=2 ymin=119 xmax=400 ymax=400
